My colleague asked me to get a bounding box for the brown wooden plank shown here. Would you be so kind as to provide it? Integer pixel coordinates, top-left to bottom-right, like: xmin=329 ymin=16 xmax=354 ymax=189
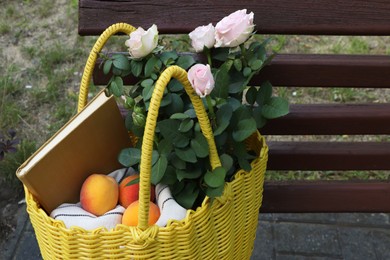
xmin=262 ymin=104 xmax=390 ymax=135
xmin=79 ymin=0 xmax=390 ymax=36
xmin=259 ymin=54 xmax=390 ymax=88
xmin=261 ymin=181 xmax=390 ymax=212
xmin=92 ymin=54 xmax=390 ymax=88
xmin=267 ymin=142 xmax=390 ymax=170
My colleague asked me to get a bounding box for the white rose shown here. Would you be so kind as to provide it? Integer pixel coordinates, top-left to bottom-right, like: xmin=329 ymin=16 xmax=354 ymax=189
xmin=215 ymin=9 xmax=255 ymax=48
xmin=125 ymin=24 xmax=159 ymax=59
xmin=189 ymin=23 xmax=216 ymax=52
xmin=187 ymin=64 xmax=215 ymax=97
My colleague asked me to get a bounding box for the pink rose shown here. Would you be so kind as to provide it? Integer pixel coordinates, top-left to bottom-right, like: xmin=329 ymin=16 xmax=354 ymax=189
xmin=189 ymin=23 xmax=216 ymax=52
xmin=215 ymin=9 xmax=255 ymax=48
xmin=125 ymin=24 xmax=158 ymax=59
xmin=188 ymin=64 xmax=215 ymax=97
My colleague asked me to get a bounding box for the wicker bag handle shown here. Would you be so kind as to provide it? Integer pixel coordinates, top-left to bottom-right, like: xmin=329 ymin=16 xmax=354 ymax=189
xmin=78 ymin=23 xmax=222 ymax=231
xmin=77 ymin=23 xmax=136 ymax=112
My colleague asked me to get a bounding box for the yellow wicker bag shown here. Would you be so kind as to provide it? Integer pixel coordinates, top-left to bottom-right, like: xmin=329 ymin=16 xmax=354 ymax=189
xmin=25 ymin=23 xmax=268 ymax=259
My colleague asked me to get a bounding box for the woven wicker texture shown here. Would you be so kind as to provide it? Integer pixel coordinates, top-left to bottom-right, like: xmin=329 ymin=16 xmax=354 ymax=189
xmin=25 ymin=23 xmax=269 ymax=259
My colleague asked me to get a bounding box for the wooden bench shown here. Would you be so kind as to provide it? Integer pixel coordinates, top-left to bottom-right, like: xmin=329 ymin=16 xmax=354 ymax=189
xmin=78 ymin=0 xmax=390 ymax=213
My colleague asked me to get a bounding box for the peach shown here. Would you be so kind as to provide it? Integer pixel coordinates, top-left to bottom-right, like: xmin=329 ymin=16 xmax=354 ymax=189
xmin=121 ymin=200 xmax=160 ymax=226
xmin=119 ymin=174 xmax=155 ymax=208
xmin=80 ymin=173 xmax=119 ymax=216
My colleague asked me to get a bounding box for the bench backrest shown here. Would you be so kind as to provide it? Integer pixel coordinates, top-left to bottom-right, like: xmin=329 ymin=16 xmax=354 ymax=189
xmin=79 ymin=0 xmax=390 ymax=212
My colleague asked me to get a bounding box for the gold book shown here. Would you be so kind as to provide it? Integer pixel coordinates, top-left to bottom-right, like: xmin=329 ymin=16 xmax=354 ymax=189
xmin=16 ymin=90 xmax=131 ymax=213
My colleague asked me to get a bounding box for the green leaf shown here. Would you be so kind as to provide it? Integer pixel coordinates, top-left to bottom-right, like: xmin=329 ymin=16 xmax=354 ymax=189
xmin=164 ymin=93 xmax=184 ymax=114
xmin=233 ymin=142 xmax=253 ymax=172
xmin=262 ymin=97 xmax=289 ymax=119
xmin=170 ymin=181 xmax=185 ymax=196
xmin=112 ymin=54 xmax=131 ymax=71
xmin=227 ymin=69 xmax=247 ymax=94
xmin=232 ymin=118 xmax=257 ymax=142
xmin=142 ymin=84 xmax=154 ymax=101
xmin=214 ymin=104 xmax=233 ymax=136
xmin=204 ymin=167 xmax=226 ymax=188
xmin=190 ymin=132 xmax=209 ymax=158
xmin=212 ymin=48 xmax=230 ymax=61
xmin=177 ymin=55 xmax=196 ymax=70
xmin=151 ymin=155 xmax=168 ymax=185
xmin=238 ymin=156 xmax=252 ymax=172
xmin=151 ymin=150 xmax=160 ymax=165
xmin=233 ymin=59 xmax=243 ymax=71
xmin=167 ymin=78 xmax=183 ymax=92
xmin=144 ymin=55 xmax=160 ymax=77
xmin=243 ymin=67 xmax=252 ymax=77
xmin=170 ymin=154 xmax=186 ymax=170
xmin=226 ymin=97 xmax=242 ymax=111
xmin=175 ymin=182 xmax=199 ymax=209
xmin=160 ymin=93 xmax=172 ymax=107
xmin=125 ymin=177 xmax=140 ymax=187
xmin=170 ymin=113 xmax=189 ymax=120
xmin=175 ymin=147 xmax=197 ymax=163
xmin=184 ymin=109 xmax=197 ymax=118
xmin=213 ymin=61 xmax=232 ymax=99
xmin=131 ymin=60 xmax=143 ymax=77
xmin=110 ymin=77 xmax=123 ymax=97
xmin=158 ymin=139 xmax=173 ymax=156
xmin=249 ymin=59 xmax=263 ymax=71
xmin=204 ymin=185 xmax=224 ymax=199
xmin=256 ymin=81 xmax=272 ymax=105
xmin=159 ymin=51 xmax=178 ymax=65
xmin=220 ymin=154 xmax=233 ymax=172
xmin=245 ymin=86 xmax=257 ymax=105
xmin=179 ymin=118 xmax=194 ymax=133
xmin=252 ymin=106 xmax=267 ymax=128
xmin=159 ymin=166 xmax=177 ymax=185
xmin=141 ymin=79 xmax=154 ymax=88
xmin=176 ymin=168 xmax=202 ymax=181
xmin=103 ymin=59 xmax=112 ymax=75
xmin=231 ymin=106 xmax=252 ymax=126
xmin=118 ymin=148 xmax=141 ymax=167
xmin=158 ymin=119 xmax=190 ymax=148
xmin=125 ymin=112 xmax=144 ymax=136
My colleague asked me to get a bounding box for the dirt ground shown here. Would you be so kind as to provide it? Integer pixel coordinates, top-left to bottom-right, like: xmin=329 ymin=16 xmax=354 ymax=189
xmin=0 ymin=0 xmax=81 ymax=246
xmin=0 ymin=178 xmax=24 ymax=246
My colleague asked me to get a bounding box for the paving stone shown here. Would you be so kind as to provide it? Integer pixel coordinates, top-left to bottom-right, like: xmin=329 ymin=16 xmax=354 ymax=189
xmin=275 ymin=253 xmax=343 ymax=260
xmin=338 ymin=227 xmax=376 ymax=259
xmin=259 ymin=213 xmax=274 ymax=222
xmin=274 ymin=223 xmax=342 ymax=257
xmin=0 ymin=205 xmax=29 ymax=260
xmin=335 ymin=213 xmax=390 ymax=227
xmin=252 ymin=221 xmax=275 ymax=259
xmin=12 ymin=231 xmax=42 ymax=260
xmin=371 ymin=229 xmax=390 ymax=260
xmin=272 ymin=213 xmax=338 ymax=224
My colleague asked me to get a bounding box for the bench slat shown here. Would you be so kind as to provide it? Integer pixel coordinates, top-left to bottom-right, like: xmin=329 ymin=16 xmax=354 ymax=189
xmin=79 ymin=0 xmax=390 ymax=35
xmin=260 ymin=54 xmax=390 ymax=87
xmin=93 ymin=54 xmax=390 ymax=88
xmin=262 ymin=104 xmax=390 ymax=135
xmin=262 ymin=181 xmax=390 ymax=212
xmin=267 ymin=142 xmax=390 ymax=170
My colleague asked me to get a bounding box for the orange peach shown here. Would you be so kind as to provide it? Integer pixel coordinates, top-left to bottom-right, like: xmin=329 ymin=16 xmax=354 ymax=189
xmin=80 ymin=173 xmax=119 ymax=216
xmin=121 ymin=200 xmax=160 ymax=226
xmin=119 ymin=175 xmax=155 ymax=208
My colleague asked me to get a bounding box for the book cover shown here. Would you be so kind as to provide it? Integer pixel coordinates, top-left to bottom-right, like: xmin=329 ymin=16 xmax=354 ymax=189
xmin=16 ymin=90 xmax=132 ymax=213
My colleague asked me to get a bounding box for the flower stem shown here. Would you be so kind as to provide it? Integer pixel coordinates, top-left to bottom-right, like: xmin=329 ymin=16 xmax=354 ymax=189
xmin=205 ymin=48 xmax=212 ymax=67
xmin=205 ymin=95 xmax=216 ymax=128
xmin=240 ymin=44 xmax=247 ymax=67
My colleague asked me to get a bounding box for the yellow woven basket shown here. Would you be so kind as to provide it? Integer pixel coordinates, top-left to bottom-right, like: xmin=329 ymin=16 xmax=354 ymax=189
xmin=25 ymin=23 xmax=268 ymax=259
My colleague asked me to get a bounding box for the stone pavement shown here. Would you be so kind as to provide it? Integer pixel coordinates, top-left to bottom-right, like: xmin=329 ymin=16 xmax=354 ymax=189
xmin=1 ymin=204 xmax=390 ymax=259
